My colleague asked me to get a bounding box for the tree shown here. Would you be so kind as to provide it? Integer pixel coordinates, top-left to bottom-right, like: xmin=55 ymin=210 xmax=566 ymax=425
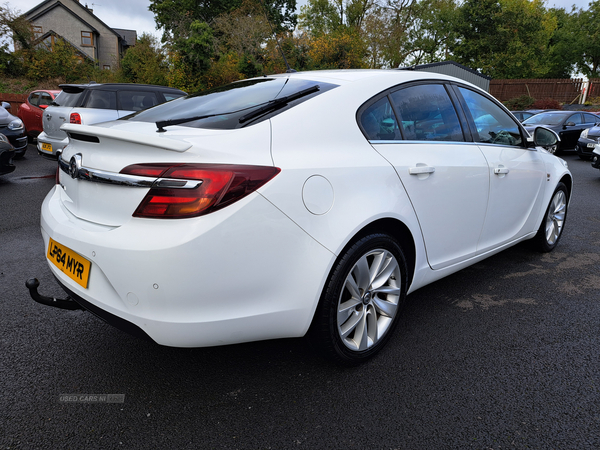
xmin=543 ymin=7 xmax=580 ymax=79
xmin=403 ymin=0 xmax=458 ymax=65
xmin=119 ymin=33 xmax=168 ymax=85
xmin=575 ymin=1 xmax=600 ymax=78
xmin=450 ymin=0 xmax=557 ymax=79
xmin=24 ymin=38 xmax=97 ymax=83
xmin=0 ymin=3 xmax=32 ymax=76
xmin=307 ymin=28 xmax=368 ymax=69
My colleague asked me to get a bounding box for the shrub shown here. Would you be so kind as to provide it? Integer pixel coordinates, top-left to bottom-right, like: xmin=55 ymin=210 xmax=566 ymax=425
xmin=531 ymin=98 xmax=562 ymax=110
xmin=503 ymin=95 xmax=535 ymax=110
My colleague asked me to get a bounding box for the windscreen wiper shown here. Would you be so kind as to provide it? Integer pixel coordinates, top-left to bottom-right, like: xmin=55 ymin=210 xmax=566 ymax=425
xmin=155 ymin=85 xmax=320 ymax=132
xmin=238 ymin=85 xmax=320 ymax=124
xmin=156 ymin=113 xmax=224 ymax=132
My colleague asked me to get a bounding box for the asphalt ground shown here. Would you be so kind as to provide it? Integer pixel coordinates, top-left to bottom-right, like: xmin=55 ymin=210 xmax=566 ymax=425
xmin=1 ymin=145 xmax=599 ymax=449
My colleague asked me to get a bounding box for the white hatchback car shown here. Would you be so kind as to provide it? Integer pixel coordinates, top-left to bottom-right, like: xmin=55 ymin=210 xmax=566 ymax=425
xmin=30 ymin=70 xmax=571 ymax=364
xmin=37 ymin=83 xmax=186 ymax=158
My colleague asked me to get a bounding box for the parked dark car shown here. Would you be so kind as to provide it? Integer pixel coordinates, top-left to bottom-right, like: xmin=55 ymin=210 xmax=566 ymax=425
xmin=511 ymin=110 xmax=537 ymax=122
xmin=576 ymin=125 xmax=600 ymax=160
xmin=17 ymin=89 xmax=61 ymax=141
xmin=0 ymin=102 xmax=28 ymax=158
xmin=522 ymin=111 xmax=600 ymax=153
xmin=0 ymin=133 xmax=16 ymax=175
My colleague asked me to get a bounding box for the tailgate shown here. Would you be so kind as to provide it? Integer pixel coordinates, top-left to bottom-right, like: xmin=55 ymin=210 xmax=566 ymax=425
xmin=57 ymin=121 xmax=272 ymax=227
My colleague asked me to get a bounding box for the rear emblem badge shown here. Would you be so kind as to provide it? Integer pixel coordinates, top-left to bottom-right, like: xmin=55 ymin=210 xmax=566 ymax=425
xmin=69 ymin=154 xmax=82 ymax=179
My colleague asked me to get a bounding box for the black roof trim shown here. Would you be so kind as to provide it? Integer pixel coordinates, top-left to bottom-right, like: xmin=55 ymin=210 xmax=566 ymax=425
xmin=58 ymin=83 xmax=186 ymax=93
xmin=397 ymin=61 xmax=492 ymax=81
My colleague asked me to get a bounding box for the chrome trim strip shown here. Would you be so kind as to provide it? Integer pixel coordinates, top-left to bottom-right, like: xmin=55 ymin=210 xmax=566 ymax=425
xmin=58 ymin=155 xmax=202 ymax=189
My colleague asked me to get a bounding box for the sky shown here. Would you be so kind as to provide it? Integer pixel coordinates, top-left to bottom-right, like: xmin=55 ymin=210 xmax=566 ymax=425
xmin=3 ymin=0 xmax=595 ymax=46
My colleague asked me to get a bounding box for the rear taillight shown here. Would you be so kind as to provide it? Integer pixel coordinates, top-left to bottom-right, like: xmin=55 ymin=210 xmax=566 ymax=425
xmin=120 ymin=163 xmax=281 ymax=219
xmin=70 ymin=113 xmax=81 ymax=124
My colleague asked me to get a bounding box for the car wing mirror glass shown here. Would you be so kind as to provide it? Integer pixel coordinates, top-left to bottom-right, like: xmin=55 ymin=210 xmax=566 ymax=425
xmin=534 ymin=126 xmax=559 ymax=151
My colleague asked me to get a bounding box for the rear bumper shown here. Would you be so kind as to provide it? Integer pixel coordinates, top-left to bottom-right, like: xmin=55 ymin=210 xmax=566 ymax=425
xmin=40 ymin=185 xmax=334 ymax=348
xmin=37 ymin=131 xmax=68 ymax=157
xmin=55 ymin=278 xmax=154 ymax=342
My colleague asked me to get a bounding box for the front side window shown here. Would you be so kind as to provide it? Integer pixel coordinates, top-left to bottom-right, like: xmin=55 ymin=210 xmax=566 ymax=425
xmin=118 ymin=91 xmax=158 ymax=111
xmin=568 ymin=113 xmax=583 ymax=125
xmin=458 ymin=87 xmax=522 ymax=146
xmin=359 ymin=96 xmax=400 ymax=141
xmin=81 ymin=31 xmax=93 ymax=46
xmin=391 ymin=84 xmax=464 ymax=142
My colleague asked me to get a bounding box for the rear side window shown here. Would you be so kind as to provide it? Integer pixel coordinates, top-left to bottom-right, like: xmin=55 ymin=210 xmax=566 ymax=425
xmin=118 ymin=91 xmax=158 ymax=111
xmin=458 ymin=87 xmax=522 ymax=146
xmin=391 ymin=84 xmax=464 ymax=142
xmin=360 ymin=96 xmax=401 ymax=140
xmin=86 ymin=90 xmax=117 ymax=110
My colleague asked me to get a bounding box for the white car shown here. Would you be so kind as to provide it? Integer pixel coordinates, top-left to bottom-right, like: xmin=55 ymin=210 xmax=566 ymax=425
xmin=37 ymin=83 xmax=186 ymax=158
xmin=31 ymin=70 xmax=571 ymax=364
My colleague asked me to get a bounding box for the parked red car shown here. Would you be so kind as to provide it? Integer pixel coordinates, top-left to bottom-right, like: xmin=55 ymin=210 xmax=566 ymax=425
xmin=18 ymin=90 xmax=61 ymax=141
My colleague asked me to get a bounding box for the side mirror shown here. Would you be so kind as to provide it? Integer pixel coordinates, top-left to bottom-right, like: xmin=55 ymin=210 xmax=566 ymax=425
xmin=533 ymin=126 xmax=560 ymax=153
xmin=40 ymin=104 xmax=48 ymax=110
xmin=564 ymin=122 xmax=576 ymax=127
xmin=1 ymin=101 xmax=10 ymax=110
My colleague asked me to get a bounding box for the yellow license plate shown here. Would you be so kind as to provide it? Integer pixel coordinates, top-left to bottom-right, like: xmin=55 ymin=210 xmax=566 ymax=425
xmin=41 ymin=142 xmax=52 ymax=153
xmin=47 ymin=238 xmax=91 ymax=288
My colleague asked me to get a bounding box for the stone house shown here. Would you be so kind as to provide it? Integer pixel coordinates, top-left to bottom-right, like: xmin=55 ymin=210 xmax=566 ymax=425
xmin=23 ymin=0 xmax=136 ymax=70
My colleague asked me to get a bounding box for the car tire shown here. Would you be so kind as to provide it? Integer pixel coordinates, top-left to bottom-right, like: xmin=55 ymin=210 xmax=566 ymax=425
xmin=532 ymin=182 xmax=568 ymax=252
xmin=309 ymin=233 xmax=407 ymax=365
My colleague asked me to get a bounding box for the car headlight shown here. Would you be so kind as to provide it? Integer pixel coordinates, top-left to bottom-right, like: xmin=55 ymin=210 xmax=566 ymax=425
xmin=8 ymin=119 xmax=24 ymax=130
xmin=581 ymin=128 xmax=589 ymax=139
xmin=0 ymin=133 xmax=8 ymax=143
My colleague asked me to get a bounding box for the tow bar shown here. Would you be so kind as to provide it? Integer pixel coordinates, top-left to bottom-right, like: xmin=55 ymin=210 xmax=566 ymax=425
xmin=25 ymin=278 xmax=84 ymax=310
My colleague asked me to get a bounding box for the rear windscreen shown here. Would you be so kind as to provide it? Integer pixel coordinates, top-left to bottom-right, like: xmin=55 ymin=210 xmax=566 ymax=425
xmin=123 ymin=77 xmax=338 ymax=129
xmin=53 ymin=90 xmax=83 ymax=107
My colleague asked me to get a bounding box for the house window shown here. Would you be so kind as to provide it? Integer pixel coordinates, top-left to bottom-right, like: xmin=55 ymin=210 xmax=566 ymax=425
xmin=39 ymin=35 xmax=57 ymax=51
xmin=103 ymin=65 xmax=111 ymax=70
xmin=32 ymin=26 xmax=43 ymax=39
xmin=81 ymin=31 xmax=93 ymax=46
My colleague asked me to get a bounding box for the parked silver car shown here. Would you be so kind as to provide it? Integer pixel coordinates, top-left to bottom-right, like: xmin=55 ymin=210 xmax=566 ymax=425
xmin=37 ymin=83 xmax=186 ymax=158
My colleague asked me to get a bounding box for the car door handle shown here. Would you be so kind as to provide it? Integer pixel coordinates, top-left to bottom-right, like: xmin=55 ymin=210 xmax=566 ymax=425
xmin=494 ymin=167 xmax=509 ymax=175
xmin=409 ymin=166 xmax=435 ymax=175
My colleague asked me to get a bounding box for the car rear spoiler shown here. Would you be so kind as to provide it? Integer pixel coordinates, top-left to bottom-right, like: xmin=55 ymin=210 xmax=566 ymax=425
xmin=61 ymin=124 xmax=193 ymax=153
